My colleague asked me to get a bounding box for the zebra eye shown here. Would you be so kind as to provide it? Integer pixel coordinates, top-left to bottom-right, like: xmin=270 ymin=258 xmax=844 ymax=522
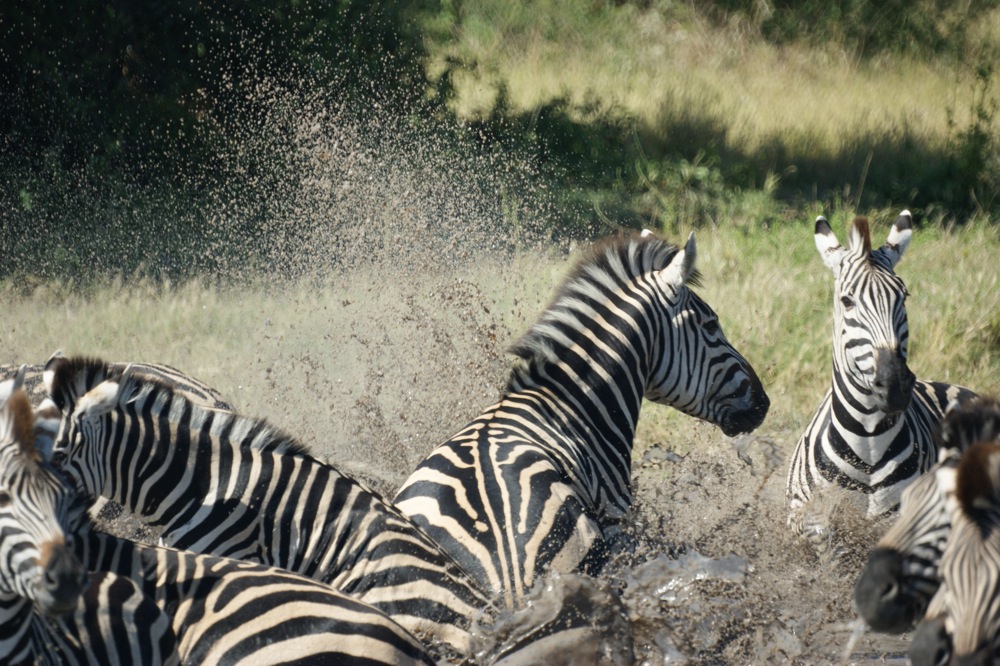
xmin=0 ymin=491 xmax=10 ymax=509
xmin=840 ymin=295 xmax=855 ymax=309
xmin=703 ymin=318 xmax=720 ymax=335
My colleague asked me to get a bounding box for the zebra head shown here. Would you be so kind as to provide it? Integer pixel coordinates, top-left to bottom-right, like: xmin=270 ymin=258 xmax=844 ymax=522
xmin=910 ymin=442 xmax=1000 ymax=666
xmin=855 ymin=454 xmax=957 ymax=633
xmin=815 ymin=211 xmax=916 ymax=416
xmin=855 ymin=397 xmax=1000 ymax=635
xmin=0 ymin=367 xmax=88 ymax=617
xmin=637 ymin=232 xmax=769 ymax=436
xmin=42 ymin=354 xmax=131 ymax=500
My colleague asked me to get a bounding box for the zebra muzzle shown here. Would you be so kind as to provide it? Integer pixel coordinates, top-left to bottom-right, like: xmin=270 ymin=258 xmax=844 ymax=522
xmin=35 ymin=542 xmax=86 ymax=616
xmin=872 ymin=349 xmax=916 ymax=415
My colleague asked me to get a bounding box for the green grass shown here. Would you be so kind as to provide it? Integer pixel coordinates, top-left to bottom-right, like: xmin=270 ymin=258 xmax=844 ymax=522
xmin=4 ymin=219 xmax=998 ymax=476
xmin=428 ymin=1 xmax=1000 ymax=217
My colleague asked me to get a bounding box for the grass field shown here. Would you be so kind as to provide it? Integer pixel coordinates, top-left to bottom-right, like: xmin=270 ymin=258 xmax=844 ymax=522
xmin=4 ymin=217 xmax=998 ymax=480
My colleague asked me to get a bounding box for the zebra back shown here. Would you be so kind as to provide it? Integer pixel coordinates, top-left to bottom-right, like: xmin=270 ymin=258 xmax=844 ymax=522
xmin=45 ymin=354 xmax=490 ymax=660
xmin=0 ymin=371 xmax=180 ymax=665
xmin=395 ymin=230 xmax=768 ymax=608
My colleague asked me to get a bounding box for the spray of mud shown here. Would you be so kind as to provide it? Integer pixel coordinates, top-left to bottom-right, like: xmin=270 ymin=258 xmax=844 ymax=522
xmin=5 ymin=55 xmax=919 ymax=665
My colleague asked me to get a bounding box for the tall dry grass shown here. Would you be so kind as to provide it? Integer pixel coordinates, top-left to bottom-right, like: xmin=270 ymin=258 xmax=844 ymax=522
xmin=436 ymin=2 xmax=1000 ymax=159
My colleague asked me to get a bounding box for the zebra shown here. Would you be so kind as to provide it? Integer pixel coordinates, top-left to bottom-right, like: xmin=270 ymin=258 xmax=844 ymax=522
xmin=6 ymin=367 xmax=438 ymax=665
xmin=77 ymin=528 xmax=438 ymax=666
xmin=4 ymin=354 xmax=236 ymax=531
xmin=909 ymin=440 xmax=1000 ymax=666
xmin=393 ymin=230 xmax=770 ymax=608
xmin=786 ymin=211 xmax=977 ymax=533
xmin=855 ymin=396 xmax=1000 ymax=634
xmin=0 ymin=368 xmax=181 ymax=665
xmin=43 ymin=354 xmax=492 ymax=660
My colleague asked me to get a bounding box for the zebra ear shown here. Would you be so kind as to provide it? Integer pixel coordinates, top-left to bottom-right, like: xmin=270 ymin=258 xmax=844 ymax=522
xmin=0 ymin=365 xmax=28 ymax=410
xmin=73 ymin=379 xmax=122 ymax=421
xmin=42 ymin=350 xmax=67 ymax=401
xmin=813 ymin=216 xmax=846 ymax=276
xmin=875 ymin=209 xmax=912 ymax=269
xmin=659 ymin=232 xmax=697 ymax=290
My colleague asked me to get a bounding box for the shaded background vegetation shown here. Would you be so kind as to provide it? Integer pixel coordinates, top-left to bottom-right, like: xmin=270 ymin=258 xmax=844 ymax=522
xmin=2 ymin=0 xmax=999 ymax=282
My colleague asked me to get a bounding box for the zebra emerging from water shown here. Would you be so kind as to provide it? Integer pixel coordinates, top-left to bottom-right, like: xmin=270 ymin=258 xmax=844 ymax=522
xmin=786 ymin=212 xmax=977 ymax=533
xmin=855 ymin=396 xmax=1000 ymax=634
xmin=0 ymin=369 xmax=181 ymax=665
xmin=393 ymin=230 xmax=770 ymax=608
xmin=44 ymin=354 xmax=491 ymax=660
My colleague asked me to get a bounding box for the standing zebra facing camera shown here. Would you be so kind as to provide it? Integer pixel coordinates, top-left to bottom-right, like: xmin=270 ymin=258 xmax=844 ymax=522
xmin=855 ymin=397 xmax=1000 ymax=635
xmin=0 ymin=368 xmax=181 ymax=665
xmin=43 ymin=354 xmax=491 ymax=661
xmin=786 ymin=211 xmax=977 ymax=535
xmin=394 ymin=229 xmax=770 ymax=609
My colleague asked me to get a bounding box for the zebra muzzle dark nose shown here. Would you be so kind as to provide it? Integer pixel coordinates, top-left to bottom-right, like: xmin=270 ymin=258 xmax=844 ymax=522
xmin=36 ymin=542 xmax=86 ymax=616
xmin=855 ymin=547 xmax=921 ymax=634
xmin=872 ymin=349 xmax=915 ymax=415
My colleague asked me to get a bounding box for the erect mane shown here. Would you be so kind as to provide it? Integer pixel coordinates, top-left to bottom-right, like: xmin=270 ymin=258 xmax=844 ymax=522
xmin=117 ymin=370 xmax=313 ymax=458
xmin=46 ymin=356 xmax=121 ymax=411
xmin=506 ymin=231 xmax=695 ymax=370
xmin=936 ymin=396 xmax=1000 ymax=454
xmin=849 ymin=217 xmax=873 ymax=256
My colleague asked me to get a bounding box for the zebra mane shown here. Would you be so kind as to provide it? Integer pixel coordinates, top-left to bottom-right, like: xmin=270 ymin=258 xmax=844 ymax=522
xmin=117 ymin=369 xmax=313 ymax=459
xmin=45 ymin=355 xmax=121 ymax=412
xmin=848 ymin=217 xmax=873 ymax=257
xmin=506 ymin=231 xmax=698 ymax=371
xmin=956 ymin=441 xmax=1000 ymax=524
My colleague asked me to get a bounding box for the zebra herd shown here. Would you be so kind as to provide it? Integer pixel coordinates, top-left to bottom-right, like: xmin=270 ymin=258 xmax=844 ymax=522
xmin=0 ymin=218 xmax=994 ymax=663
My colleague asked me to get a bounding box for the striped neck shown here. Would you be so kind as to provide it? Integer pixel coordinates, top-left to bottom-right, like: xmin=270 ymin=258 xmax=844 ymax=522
xmin=0 ymin=596 xmax=41 ymax=664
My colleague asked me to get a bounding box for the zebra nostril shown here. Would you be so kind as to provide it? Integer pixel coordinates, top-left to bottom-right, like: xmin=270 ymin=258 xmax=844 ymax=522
xmin=880 ymin=581 xmax=898 ymax=601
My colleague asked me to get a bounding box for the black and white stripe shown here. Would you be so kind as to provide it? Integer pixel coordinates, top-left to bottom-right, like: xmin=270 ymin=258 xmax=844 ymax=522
xmin=394 ymin=230 xmax=770 ymax=608
xmin=786 ymin=212 xmax=977 ymax=528
xmin=855 ymin=397 xmax=1000 ymax=634
xmin=0 ymin=370 xmax=180 ymax=665
xmin=44 ymin=355 xmax=490 ymax=660
xmin=77 ymin=528 xmax=436 ymax=666
xmin=910 ymin=440 xmax=1000 ymax=665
